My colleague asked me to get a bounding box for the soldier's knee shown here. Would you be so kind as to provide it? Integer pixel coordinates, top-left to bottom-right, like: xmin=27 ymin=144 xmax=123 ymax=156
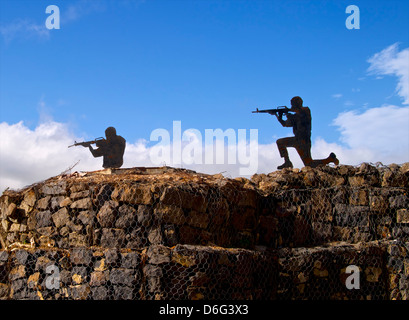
xmin=276 ymin=138 xmax=285 ymax=146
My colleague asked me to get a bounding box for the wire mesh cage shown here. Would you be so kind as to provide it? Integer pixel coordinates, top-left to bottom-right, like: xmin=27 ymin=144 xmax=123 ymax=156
xmin=0 ymin=163 xmax=408 ymax=300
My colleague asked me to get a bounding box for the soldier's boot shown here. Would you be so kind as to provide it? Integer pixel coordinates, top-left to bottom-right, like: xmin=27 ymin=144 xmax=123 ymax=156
xmin=329 ymin=152 xmax=339 ymax=165
xmin=277 ymin=160 xmax=293 ymax=170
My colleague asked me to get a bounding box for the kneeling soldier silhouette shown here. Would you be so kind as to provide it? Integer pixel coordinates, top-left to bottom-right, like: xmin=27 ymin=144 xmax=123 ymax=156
xmin=271 ymin=96 xmax=339 ymax=169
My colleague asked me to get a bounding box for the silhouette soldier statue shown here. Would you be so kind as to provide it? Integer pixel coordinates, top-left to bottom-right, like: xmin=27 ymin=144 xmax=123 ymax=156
xmin=271 ymin=96 xmax=339 ymax=169
xmin=87 ymin=127 xmax=126 ymax=169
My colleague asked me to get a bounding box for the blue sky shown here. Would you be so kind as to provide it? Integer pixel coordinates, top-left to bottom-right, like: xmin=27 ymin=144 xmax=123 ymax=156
xmin=1 ymin=0 xmax=409 ymax=190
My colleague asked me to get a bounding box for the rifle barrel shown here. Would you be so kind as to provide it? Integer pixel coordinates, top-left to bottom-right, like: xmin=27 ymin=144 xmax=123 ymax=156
xmin=68 ymin=137 xmax=104 ymax=148
xmin=251 ymin=106 xmax=289 ymax=114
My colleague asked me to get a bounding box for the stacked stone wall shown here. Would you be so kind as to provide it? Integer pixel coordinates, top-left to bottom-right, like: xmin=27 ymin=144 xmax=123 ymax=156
xmin=0 ymin=164 xmax=408 ymax=300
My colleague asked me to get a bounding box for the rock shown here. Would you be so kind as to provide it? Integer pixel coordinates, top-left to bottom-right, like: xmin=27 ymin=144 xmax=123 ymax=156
xmin=100 ymin=228 xmax=126 ymax=248
xmin=97 ymin=201 xmax=117 ymax=228
xmin=190 ymin=272 xmax=210 ymax=287
xmin=113 ymin=285 xmax=135 ymax=300
xmin=70 ymin=284 xmax=91 ymax=300
xmin=70 ymin=247 xmax=93 ymax=265
xmin=36 ymin=196 xmax=50 ymax=210
xmin=59 ymin=197 xmax=72 ymax=207
xmin=143 ymin=264 xmax=162 ymax=292
xmin=1 ymin=219 xmax=9 ymax=233
xmin=35 ymin=211 xmax=53 ymax=228
xmin=37 ymin=227 xmax=53 ymax=238
xmin=110 ymin=268 xmax=136 ymax=286
xmin=148 ymin=226 xmax=163 ymax=245
xmin=389 ymin=194 xmax=408 ymax=209
xmin=104 ymin=248 xmax=119 ymax=266
xmin=51 ymin=196 xmax=65 ymax=209
xmin=9 ymin=223 xmax=23 ymax=232
xmin=121 ymin=251 xmax=140 ymax=268
xmin=9 ymin=265 xmax=26 ymax=281
xmin=154 ymin=205 xmax=185 ymax=225
xmin=0 ymin=251 xmax=9 ymax=264
xmin=349 ymin=189 xmax=368 ymax=206
xmin=143 ymin=264 xmax=163 ymax=277
xmin=369 ymin=189 xmax=389 ymax=213
xmin=137 ymin=205 xmax=153 ymax=227
xmin=41 ymin=182 xmax=66 ymax=195
xmin=91 ymin=286 xmax=108 ymax=300
xmin=400 ymin=162 xmax=409 ymax=174
xmin=5 ymin=203 xmax=17 ymax=218
xmin=69 ymin=232 xmax=88 ymax=247
xmin=95 ymin=184 xmax=114 ymax=206
xmin=77 ymin=210 xmax=95 ymax=226
xmin=70 ymin=182 xmax=90 ymax=193
xmin=163 ymin=224 xmax=178 ymax=246
xmin=115 ymin=204 xmax=137 ymax=229
xmin=237 ymin=189 xmax=258 ymax=208
xmin=59 ymin=269 xmax=71 ymax=285
xmin=70 ymin=190 xmax=90 ymax=200
xmin=365 ymin=267 xmax=382 ymax=282
xmin=19 ymin=189 xmax=36 ymax=213
xmin=14 ymin=249 xmax=29 ymax=265
xmin=111 ymin=184 xmax=153 ymax=205
xmin=172 ymin=251 xmax=197 ymax=267
xmin=146 ymin=245 xmax=171 ymax=264
xmin=71 ymin=266 xmax=88 ymax=284
xmin=52 ymin=207 xmax=70 ymax=228
xmin=34 ymin=255 xmax=52 ymax=271
xmin=186 ymin=210 xmax=209 ymax=229
xmin=70 ymin=198 xmax=92 ymax=210
xmin=397 ymin=209 xmax=409 ymax=224
xmin=159 ymin=186 xmax=187 ymax=207
xmin=10 ymin=279 xmax=26 ymax=295
xmin=0 ymin=283 xmax=9 ymax=299
xmin=27 ymin=272 xmax=40 ymax=289
xmin=334 ymin=205 xmax=369 ymax=227
xmin=94 ymin=258 xmax=106 ymax=272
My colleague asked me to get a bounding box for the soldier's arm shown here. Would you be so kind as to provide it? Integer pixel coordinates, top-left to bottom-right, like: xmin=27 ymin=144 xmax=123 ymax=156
xmin=276 ymin=113 xmax=293 ymax=127
xmin=89 ymin=145 xmax=103 ymax=158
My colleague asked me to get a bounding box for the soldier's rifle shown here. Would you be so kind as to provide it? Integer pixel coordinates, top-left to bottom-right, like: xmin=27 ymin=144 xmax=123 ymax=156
xmin=68 ymin=137 xmax=105 ymax=148
xmin=252 ymin=106 xmax=290 ymax=116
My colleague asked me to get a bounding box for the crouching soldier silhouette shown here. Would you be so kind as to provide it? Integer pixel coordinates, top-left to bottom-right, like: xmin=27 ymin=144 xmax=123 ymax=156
xmin=272 ymin=96 xmax=339 ymax=169
xmin=88 ymin=127 xmax=126 ymax=168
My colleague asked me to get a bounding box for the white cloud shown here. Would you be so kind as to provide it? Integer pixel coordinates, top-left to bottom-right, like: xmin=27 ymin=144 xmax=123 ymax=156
xmin=0 ymin=19 xmax=50 ymax=43
xmin=332 ymin=94 xmax=343 ymax=99
xmin=1 ymin=109 xmax=408 ymax=193
xmin=367 ymin=43 xmax=409 ymax=105
xmin=332 ymin=105 xmax=409 ymax=164
xmin=0 ymin=121 xmax=100 ymax=192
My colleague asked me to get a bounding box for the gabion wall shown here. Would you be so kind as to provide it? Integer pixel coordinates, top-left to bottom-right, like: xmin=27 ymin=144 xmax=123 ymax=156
xmin=0 ymin=164 xmax=408 ymax=300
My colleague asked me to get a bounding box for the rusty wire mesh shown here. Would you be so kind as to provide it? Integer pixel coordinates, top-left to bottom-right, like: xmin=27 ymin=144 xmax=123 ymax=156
xmin=0 ymin=163 xmax=408 ymax=300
